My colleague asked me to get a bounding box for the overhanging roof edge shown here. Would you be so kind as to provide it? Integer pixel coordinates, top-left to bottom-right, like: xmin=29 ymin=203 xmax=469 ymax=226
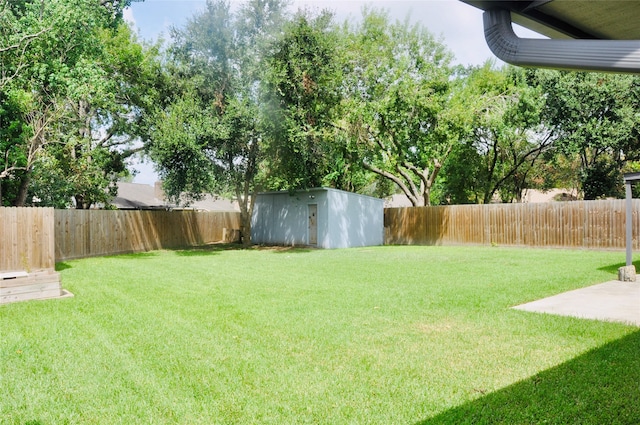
xmin=482 ymin=9 xmax=640 ymax=73
xmin=624 ymin=172 xmax=640 ymax=184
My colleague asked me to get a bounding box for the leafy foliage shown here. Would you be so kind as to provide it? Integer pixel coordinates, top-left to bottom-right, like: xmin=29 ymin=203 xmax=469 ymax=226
xmin=340 ymin=9 xmax=459 ymax=206
xmin=149 ymin=0 xmax=288 ymax=244
xmin=538 ymin=70 xmax=640 ymax=199
xmin=261 ymin=10 xmax=343 ymax=190
xmin=440 ymin=64 xmax=552 ymax=204
xmin=4 ymin=0 xmax=640 ymax=211
xmin=0 ymin=0 xmax=160 ymax=208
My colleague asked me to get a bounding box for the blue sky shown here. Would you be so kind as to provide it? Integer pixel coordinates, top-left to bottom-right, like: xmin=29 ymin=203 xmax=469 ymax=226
xmin=125 ymin=0 xmax=526 ymax=66
xmin=124 ymin=0 xmax=540 ymax=184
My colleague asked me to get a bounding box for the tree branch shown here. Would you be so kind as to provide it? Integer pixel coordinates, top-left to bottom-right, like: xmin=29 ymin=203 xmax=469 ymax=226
xmin=0 ymin=27 xmax=49 ymax=54
xmin=487 ymin=131 xmax=554 ymax=203
xmin=363 ymin=161 xmax=419 ymax=206
xmin=395 ymin=163 xmax=421 ymax=201
xmin=119 ymin=146 xmax=145 ymax=158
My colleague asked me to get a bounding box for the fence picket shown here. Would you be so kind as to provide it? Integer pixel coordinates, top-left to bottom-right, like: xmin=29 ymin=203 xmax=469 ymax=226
xmin=384 ymin=200 xmax=640 ymax=250
xmin=3 ymin=200 xmax=639 ymax=273
xmin=0 ymin=207 xmax=55 ymax=272
xmin=53 ymin=210 xmax=241 ymax=261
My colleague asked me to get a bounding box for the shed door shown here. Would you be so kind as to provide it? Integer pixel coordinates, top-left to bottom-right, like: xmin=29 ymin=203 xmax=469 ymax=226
xmin=308 ymin=204 xmax=317 ymax=245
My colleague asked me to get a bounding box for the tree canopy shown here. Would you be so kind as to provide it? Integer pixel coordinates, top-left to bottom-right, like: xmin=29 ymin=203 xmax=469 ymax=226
xmin=148 ymin=0 xmax=289 ymax=245
xmin=261 ymin=10 xmax=343 ymax=191
xmin=0 ymin=0 xmax=155 ymax=208
xmin=536 ymin=70 xmax=640 ymax=200
xmin=2 ymin=0 xmax=639 ymax=214
xmin=340 ymin=9 xmax=460 ymax=206
xmin=439 ymin=64 xmax=553 ymax=204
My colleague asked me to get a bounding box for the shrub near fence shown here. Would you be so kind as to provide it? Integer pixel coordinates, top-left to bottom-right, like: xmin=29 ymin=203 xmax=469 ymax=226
xmin=55 ymin=210 xmax=241 ymax=261
xmin=385 ymin=199 xmax=640 ymax=250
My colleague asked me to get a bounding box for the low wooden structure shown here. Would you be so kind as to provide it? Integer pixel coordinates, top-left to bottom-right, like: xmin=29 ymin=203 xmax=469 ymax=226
xmin=0 ymin=269 xmax=66 ymax=304
xmin=0 ymin=207 xmax=66 ymax=304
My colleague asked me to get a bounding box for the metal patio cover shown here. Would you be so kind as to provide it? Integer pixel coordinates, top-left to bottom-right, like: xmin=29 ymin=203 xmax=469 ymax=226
xmin=460 ymin=0 xmax=640 ymax=40
xmin=460 ymin=0 xmax=640 ymax=73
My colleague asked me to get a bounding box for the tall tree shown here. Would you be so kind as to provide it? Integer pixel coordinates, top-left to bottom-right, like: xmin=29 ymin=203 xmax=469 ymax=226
xmin=341 ymin=9 xmax=459 ymax=206
xmin=538 ymin=70 xmax=640 ymax=199
xmin=149 ymin=0 xmax=288 ymax=245
xmin=440 ymin=64 xmax=552 ymax=204
xmin=0 ymin=0 xmax=155 ymax=207
xmin=45 ymin=23 xmax=164 ymax=209
xmin=261 ymin=10 xmax=343 ymax=190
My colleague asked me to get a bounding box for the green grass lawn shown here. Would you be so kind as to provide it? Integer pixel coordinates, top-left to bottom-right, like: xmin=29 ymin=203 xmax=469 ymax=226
xmin=1 ymin=246 xmax=639 ymax=424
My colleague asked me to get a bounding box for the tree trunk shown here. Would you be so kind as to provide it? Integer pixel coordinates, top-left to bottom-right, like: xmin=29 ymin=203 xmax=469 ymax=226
xmin=74 ymin=194 xmax=92 ymax=209
xmin=14 ymin=172 xmax=30 ymax=206
xmin=240 ymin=210 xmax=251 ymax=248
xmin=237 ymin=193 xmax=252 ymax=248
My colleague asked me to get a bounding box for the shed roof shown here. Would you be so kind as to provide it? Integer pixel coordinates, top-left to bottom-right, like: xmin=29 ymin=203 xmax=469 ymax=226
xmin=256 ymin=187 xmax=383 ymax=202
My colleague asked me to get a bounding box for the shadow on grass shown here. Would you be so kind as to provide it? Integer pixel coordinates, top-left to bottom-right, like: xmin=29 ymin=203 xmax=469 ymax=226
xmin=598 ymin=259 xmax=640 ymax=275
xmin=55 ymin=262 xmax=72 ymax=271
xmin=114 ymin=251 xmax=160 ymax=260
xmin=174 ymin=244 xmax=316 ymax=256
xmin=416 ymin=330 xmax=640 ymax=425
xmin=174 ymin=243 xmax=244 ymax=257
xmin=255 ymin=245 xmax=316 ymax=254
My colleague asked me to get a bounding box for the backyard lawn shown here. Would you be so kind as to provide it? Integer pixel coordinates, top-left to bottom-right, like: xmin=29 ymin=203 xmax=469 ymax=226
xmin=1 ymin=245 xmax=639 ymax=424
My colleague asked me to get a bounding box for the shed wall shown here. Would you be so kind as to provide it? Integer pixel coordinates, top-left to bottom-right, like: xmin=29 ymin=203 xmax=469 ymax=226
xmin=326 ymin=190 xmax=384 ymax=248
xmin=251 ymin=190 xmax=329 ymax=246
xmin=251 ymin=188 xmax=383 ymax=248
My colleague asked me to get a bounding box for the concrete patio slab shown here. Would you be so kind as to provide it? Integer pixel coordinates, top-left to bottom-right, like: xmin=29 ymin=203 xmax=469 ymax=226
xmin=513 ymin=281 xmax=640 ymax=326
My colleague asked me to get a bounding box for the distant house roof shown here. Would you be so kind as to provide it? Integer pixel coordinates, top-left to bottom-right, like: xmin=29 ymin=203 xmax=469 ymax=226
xmin=384 ymin=194 xmax=414 ymax=208
xmin=384 ymin=189 xmax=577 ymax=207
xmin=112 ymin=182 xmax=170 ymax=210
xmin=186 ymin=196 xmax=240 ymax=212
xmin=111 ymin=182 xmax=240 ymax=212
xmin=521 ymin=188 xmax=578 ymax=203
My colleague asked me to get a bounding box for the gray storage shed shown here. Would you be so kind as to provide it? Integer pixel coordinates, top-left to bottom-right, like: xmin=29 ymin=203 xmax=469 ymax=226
xmin=251 ymin=188 xmax=384 ymax=249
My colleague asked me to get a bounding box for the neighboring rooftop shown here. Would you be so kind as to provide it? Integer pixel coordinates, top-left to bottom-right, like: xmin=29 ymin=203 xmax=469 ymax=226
xmin=112 ymin=182 xmax=170 ymax=210
xmin=111 ymin=182 xmax=240 ymax=211
xmin=384 ymin=189 xmax=578 ymax=208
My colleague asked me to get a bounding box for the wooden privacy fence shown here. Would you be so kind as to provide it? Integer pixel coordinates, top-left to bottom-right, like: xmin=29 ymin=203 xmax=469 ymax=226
xmin=0 ymin=207 xmax=63 ymax=303
xmin=1 ymin=208 xmax=240 ymax=302
xmin=55 ymin=210 xmax=241 ymax=261
xmin=385 ymin=199 xmax=640 ymax=250
xmin=0 ymin=207 xmax=56 ymax=272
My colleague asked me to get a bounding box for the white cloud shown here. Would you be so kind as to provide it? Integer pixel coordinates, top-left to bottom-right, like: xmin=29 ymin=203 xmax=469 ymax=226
xmin=123 ymin=7 xmax=138 ymax=32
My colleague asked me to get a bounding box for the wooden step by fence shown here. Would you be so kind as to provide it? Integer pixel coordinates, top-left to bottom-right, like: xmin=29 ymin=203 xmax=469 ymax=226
xmin=0 ymin=269 xmax=66 ymax=304
xmin=0 ymin=207 xmax=66 ymax=304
